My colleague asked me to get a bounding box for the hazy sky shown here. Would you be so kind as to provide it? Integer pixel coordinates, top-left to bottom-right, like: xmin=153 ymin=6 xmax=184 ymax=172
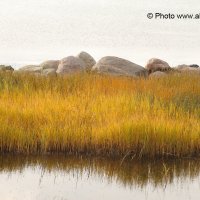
xmin=0 ymin=0 xmax=200 ymax=67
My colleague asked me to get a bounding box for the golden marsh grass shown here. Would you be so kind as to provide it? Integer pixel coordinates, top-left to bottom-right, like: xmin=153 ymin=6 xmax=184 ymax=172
xmin=0 ymin=72 xmax=200 ymax=158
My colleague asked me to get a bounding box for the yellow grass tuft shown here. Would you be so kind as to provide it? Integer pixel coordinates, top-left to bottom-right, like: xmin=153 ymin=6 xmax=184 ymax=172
xmin=0 ymin=72 xmax=200 ymax=158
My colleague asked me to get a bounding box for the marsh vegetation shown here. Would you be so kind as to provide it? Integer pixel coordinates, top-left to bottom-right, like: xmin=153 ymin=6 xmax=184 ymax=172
xmin=0 ymin=72 xmax=199 ymax=158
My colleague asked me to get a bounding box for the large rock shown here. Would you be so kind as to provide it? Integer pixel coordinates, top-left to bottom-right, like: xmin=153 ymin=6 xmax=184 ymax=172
xmin=18 ymin=65 xmax=42 ymax=73
xmin=77 ymin=52 xmax=96 ymax=70
xmin=40 ymin=60 xmax=59 ymax=70
xmin=149 ymin=71 xmax=167 ymax=78
xmin=40 ymin=60 xmax=59 ymax=75
xmin=179 ymin=67 xmax=200 ymax=74
xmin=175 ymin=64 xmax=200 ymax=74
xmin=174 ymin=64 xmax=189 ymax=70
xmin=92 ymin=56 xmax=147 ymax=77
xmin=41 ymin=68 xmax=57 ymax=76
xmin=0 ymin=65 xmax=14 ymax=72
xmin=56 ymin=56 xmax=86 ymax=74
xmin=146 ymin=58 xmax=171 ymax=73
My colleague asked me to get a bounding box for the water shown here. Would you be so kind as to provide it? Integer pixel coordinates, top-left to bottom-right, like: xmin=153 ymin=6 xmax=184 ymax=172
xmin=0 ymin=0 xmax=200 ymax=68
xmin=0 ymin=155 xmax=200 ymax=200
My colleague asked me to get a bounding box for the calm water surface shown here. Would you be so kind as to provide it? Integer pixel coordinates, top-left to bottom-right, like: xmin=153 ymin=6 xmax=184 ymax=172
xmin=0 ymin=155 xmax=200 ymax=200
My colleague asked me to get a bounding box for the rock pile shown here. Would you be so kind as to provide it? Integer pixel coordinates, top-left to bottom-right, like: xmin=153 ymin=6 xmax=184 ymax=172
xmin=3 ymin=52 xmax=199 ymax=78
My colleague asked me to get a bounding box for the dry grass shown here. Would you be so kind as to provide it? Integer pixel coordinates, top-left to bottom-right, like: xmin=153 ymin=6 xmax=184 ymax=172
xmin=0 ymin=72 xmax=200 ymax=158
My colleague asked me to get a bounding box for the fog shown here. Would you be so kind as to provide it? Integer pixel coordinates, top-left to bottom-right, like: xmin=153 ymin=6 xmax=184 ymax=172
xmin=0 ymin=0 xmax=200 ymax=68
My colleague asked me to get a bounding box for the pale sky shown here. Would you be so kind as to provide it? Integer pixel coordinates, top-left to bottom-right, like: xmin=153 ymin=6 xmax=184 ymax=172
xmin=0 ymin=0 xmax=200 ymax=68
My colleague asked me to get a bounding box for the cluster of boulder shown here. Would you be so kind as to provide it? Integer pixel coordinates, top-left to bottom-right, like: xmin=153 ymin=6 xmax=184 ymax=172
xmin=146 ymin=58 xmax=200 ymax=77
xmin=1 ymin=52 xmax=200 ymax=78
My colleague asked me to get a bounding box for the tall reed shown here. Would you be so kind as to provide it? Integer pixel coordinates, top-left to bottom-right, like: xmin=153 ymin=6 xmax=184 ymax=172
xmin=0 ymin=72 xmax=199 ymax=158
